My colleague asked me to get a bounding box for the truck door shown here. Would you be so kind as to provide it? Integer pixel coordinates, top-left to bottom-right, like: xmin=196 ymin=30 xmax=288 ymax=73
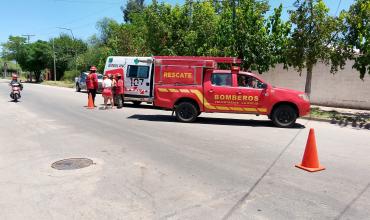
xmin=125 ymin=58 xmax=153 ymax=98
xmin=236 ymin=74 xmax=268 ymax=114
xmin=203 ymin=70 xmax=239 ymax=112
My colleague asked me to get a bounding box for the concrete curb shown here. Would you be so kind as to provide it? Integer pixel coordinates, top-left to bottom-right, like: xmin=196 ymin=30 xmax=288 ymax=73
xmin=302 ymin=117 xmax=331 ymax=123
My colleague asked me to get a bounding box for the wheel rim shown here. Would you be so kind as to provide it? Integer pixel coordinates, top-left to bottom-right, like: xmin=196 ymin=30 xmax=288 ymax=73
xmin=277 ymin=110 xmax=294 ymax=124
xmin=179 ymin=106 xmax=193 ymax=120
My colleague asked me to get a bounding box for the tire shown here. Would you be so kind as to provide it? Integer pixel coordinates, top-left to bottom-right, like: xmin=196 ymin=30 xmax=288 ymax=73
xmin=175 ymin=102 xmax=198 ymax=123
xmin=271 ymin=105 xmax=297 ymax=128
xmin=14 ymin=94 xmax=18 ymax=102
xmin=132 ymin=101 xmax=142 ymax=106
xmin=76 ymin=83 xmax=81 ymax=92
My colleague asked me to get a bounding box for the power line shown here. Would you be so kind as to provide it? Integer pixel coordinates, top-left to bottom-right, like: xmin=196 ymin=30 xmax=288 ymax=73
xmin=33 ymin=4 xmax=118 ymax=34
xmin=335 ymin=0 xmax=342 ymax=16
xmin=53 ymin=0 xmax=121 ymax=4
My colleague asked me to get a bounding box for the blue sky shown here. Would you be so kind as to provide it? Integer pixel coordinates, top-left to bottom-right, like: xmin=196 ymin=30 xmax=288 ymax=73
xmin=1 ymin=0 xmax=354 ymax=45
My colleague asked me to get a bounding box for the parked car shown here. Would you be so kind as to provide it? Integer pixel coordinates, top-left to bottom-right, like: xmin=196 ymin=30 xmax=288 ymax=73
xmin=75 ymin=72 xmax=103 ymax=93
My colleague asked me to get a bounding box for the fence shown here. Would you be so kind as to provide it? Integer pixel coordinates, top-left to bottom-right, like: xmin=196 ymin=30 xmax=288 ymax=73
xmin=260 ymin=60 xmax=370 ymax=110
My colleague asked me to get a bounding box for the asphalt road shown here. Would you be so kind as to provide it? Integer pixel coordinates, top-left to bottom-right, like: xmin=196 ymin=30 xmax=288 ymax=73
xmin=0 ymin=80 xmax=369 ymax=220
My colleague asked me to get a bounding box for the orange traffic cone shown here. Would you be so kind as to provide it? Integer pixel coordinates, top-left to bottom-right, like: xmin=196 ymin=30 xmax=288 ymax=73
xmin=295 ymin=128 xmax=325 ymax=172
xmin=87 ymin=93 xmax=95 ymax=109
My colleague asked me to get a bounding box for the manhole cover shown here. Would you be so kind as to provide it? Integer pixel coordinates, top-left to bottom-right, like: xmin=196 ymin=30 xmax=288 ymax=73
xmin=51 ymin=158 xmax=93 ymax=170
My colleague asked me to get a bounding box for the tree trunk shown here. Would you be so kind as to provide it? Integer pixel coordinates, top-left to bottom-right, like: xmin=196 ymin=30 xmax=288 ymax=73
xmin=305 ymin=64 xmax=313 ymax=97
xmin=35 ymin=71 xmax=41 ymax=82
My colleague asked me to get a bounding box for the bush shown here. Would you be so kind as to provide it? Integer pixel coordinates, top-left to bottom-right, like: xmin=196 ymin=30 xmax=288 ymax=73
xmin=62 ymin=70 xmax=79 ymax=82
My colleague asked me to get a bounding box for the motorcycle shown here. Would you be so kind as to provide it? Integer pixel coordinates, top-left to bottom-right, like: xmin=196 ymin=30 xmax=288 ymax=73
xmin=10 ymin=82 xmax=22 ymax=102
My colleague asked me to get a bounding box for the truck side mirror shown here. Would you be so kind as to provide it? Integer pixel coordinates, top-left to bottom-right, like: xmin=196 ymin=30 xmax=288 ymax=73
xmin=261 ymin=83 xmax=268 ymax=89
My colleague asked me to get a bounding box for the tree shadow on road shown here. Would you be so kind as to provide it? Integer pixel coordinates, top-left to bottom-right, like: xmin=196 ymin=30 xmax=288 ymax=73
xmin=127 ymin=114 xmax=305 ymax=128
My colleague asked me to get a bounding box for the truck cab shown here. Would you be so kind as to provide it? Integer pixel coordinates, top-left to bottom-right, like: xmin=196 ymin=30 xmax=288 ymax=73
xmin=200 ymin=68 xmax=310 ymax=127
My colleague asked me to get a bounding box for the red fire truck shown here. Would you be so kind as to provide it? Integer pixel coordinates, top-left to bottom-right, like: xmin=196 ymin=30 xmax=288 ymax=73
xmin=103 ymin=56 xmax=310 ymax=127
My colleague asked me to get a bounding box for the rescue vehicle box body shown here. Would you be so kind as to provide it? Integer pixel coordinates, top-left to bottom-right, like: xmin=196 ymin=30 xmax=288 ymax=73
xmin=104 ymin=56 xmax=310 ymax=127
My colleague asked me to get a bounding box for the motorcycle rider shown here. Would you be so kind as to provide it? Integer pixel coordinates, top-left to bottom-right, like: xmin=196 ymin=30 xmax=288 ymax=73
xmin=9 ymin=74 xmax=23 ymax=90
xmin=86 ymin=66 xmax=98 ymax=106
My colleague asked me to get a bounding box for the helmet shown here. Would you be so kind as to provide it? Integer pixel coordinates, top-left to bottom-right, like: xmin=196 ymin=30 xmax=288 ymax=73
xmin=90 ymin=66 xmax=97 ymax=71
xmin=12 ymin=74 xmax=18 ymax=80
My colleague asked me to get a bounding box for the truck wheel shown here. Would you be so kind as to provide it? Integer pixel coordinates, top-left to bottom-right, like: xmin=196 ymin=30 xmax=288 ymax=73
xmin=76 ymin=83 xmax=81 ymax=92
xmin=271 ymin=105 xmax=297 ymax=128
xmin=132 ymin=101 xmax=142 ymax=106
xmin=175 ymin=102 xmax=198 ymax=123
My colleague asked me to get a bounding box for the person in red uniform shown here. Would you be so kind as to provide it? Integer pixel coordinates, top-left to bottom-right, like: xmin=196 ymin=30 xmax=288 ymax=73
xmin=116 ymin=74 xmax=124 ymax=108
xmin=86 ymin=66 xmax=98 ymax=106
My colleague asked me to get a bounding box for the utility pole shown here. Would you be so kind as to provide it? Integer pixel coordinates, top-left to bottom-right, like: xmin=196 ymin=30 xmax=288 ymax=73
xmin=22 ymin=34 xmax=35 ymax=43
xmin=52 ymin=38 xmax=57 ymax=81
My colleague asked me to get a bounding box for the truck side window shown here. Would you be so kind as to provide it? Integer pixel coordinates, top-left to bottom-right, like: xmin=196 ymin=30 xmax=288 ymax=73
xmin=211 ymin=73 xmax=232 ymax=86
xmin=238 ymin=74 xmax=263 ymax=89
xmin=127 ymin=65 xmax=149 ymax=78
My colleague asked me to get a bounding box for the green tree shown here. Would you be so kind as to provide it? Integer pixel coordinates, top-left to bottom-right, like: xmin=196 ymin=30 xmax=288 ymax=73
xmin=25 ymin=40 xmax=52 ymax=82
xmin=1 ymin=36 xmax=28 ymax=70
xmin=287 ymin=0 xmax=344 ymax=96
xmin=266 ymin=4 xmax=291 ymax=67
xmin=144 ymin=1 xmax=174 ymax=55
xmin=0 ymin=58 xmax=21 ymax=75
xmin=51 ymin=34 xmax=87 ymax=80
xmin=215 ymin=0 xmax=281 ymax=73
xmin=344 ymin=0 xmax=370 ymax=79
xmin=121 ymin=0 xmax=145 ymax=23
xmin=181 ymin=0 xmax=219 ymax=56
xmin=2 ymin=36 xmax=50 ymax=81
xmin=121 ymin=13 xmax=150 ymax=56
xmin=96 ymin=18 xmax=121 ymax=45
xmin=76 ymin=45 xmax=111 ymax=73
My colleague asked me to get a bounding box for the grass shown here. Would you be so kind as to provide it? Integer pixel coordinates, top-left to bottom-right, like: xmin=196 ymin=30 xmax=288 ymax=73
xmin=309 ymin=107 xmax=338 ymax=120
xmin=309 ymin=107 xmax=370 ymax=123
xmin=41 ymin=80 xmax=75 ymax=88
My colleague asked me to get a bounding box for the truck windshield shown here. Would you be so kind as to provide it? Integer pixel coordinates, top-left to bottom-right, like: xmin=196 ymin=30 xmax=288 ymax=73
xmin=127 ymin=65 xmax=149 ymax=78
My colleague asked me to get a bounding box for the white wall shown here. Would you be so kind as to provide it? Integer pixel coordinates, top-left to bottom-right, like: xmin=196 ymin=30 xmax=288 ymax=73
xmin=259 ymin=61 xmax=370 ymax=110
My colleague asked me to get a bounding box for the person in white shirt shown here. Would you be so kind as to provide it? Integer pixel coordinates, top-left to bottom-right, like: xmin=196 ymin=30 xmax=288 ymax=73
xmin=102 ymin=75 xmax=114 ymax=109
